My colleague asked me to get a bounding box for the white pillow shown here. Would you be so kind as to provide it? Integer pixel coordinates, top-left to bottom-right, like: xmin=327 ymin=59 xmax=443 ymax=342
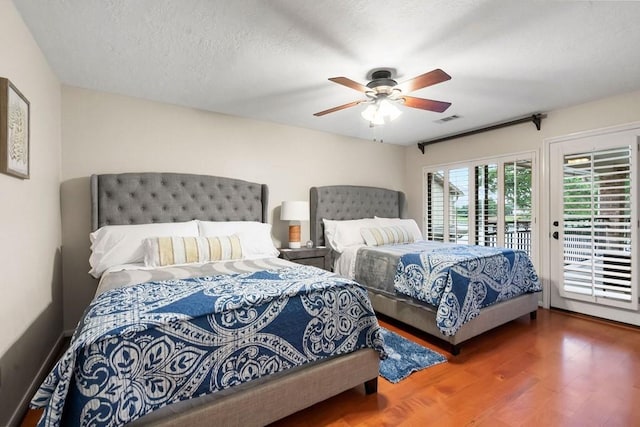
xmin=143 ymin=235 xmax=243 ymax=267
xmin=89 ymin=220 xmax=199 ymax=278
xmin=322 ymin=218 xmax=377 ymax=253
xmin=198 ymin=221 xmax=279 ymax=259
xmin=374 ymin=217 xmax=424 ymax=241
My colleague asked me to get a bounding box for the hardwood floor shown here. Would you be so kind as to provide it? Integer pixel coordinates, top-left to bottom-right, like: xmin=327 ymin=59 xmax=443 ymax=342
xmin=21 ymin=308 xmax=640 ymax=426
xmin=271 ymin=308 xmax=640 ymax=427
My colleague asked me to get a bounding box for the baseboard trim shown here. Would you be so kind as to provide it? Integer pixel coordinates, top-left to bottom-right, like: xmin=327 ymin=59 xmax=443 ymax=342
xmin=8 ymin=333 xmax=65 ymax=427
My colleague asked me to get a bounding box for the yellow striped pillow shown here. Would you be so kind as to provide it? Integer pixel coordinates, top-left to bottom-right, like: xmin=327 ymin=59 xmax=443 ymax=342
xmin=360 ymin=226 xmax=414 ymax=246
xmin=143 ymin=235 xmax=243 ymax=267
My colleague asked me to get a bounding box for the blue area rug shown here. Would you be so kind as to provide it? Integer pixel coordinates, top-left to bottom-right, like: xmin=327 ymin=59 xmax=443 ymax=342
xmin=379 ymin=327 xmax=447 ymax=383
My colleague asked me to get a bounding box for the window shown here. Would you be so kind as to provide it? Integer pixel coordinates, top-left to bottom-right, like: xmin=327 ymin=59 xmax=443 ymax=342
xmin=448 ymin=168 xmax=469 ymax=243
xmin=425 ymin=170 xmax=445 ymax=241
xmin=474 ymin=164 xmax=498 ymax=247
xmin=424 ymin=152 xmax=536 ymax=259
xmin=504 ymin=159 xmax=533 ymax=254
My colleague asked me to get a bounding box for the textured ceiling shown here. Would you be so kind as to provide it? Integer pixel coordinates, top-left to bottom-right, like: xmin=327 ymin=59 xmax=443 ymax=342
xmin=13 ymin=0 xmax=640 ymax=146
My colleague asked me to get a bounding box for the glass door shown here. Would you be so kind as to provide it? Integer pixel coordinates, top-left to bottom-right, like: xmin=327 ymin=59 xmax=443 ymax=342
xmin=549 ymin=133 xmax=638 ymax=314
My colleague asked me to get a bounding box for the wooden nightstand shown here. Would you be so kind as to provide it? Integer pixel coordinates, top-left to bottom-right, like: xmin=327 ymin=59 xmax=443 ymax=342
xmin=278 ymin=246 xmax=331 ymax=271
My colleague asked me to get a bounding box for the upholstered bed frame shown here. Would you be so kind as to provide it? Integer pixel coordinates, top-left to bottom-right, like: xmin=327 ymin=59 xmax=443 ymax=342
xmin=91 ymin=172 xmax=270 ymax=230
xmin=90 ymin=173 xmax=379 ymax=426
xmin=310 ymin=185 xmax=539 ymax=355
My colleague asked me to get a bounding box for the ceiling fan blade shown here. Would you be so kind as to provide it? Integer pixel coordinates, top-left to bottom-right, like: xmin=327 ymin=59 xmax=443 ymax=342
xmin=328 ymin=77 xmax=369 ymax=93
xmin=402 ymin=96 xmax=451 ymax=113
xmin=397 ymin=69 xmax=451 ymax=93
xmin=313 ymin=100 xmax=365 ymax=116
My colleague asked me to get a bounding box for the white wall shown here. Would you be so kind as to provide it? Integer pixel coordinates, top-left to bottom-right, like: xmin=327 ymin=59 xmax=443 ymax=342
xmin=61 ymin=86 xmax=406 ymax=330
xmin=0 ymin=1 xmax=62 ymax=424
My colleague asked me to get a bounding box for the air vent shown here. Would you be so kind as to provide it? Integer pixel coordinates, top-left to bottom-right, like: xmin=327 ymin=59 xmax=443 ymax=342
xmin=435 ymin=114 xmax=461 ymax=124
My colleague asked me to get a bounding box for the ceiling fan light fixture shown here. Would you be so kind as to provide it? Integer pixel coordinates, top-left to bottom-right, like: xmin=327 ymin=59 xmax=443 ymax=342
xmin=361 ymin=99 xmax=401 ymax=125
xmin=361 ymin=104 xmax=384 ymax=125
xmin=379 ymin=99 xmax=402 ymax=121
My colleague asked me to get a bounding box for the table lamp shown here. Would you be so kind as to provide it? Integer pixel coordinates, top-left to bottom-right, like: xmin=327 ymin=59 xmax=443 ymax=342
xmin=280 ymin=201 xmax=309 ymax=248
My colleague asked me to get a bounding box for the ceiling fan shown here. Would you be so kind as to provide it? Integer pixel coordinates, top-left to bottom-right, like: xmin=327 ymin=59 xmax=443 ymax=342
xmin=314 ymin=68 xmax=452 ymax=125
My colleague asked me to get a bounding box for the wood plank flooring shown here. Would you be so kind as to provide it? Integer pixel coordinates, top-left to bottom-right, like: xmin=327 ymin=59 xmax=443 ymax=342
xmin=270 ymin=308 xmax=640 ymax=427
xmin=21 ymin=308 xmax=640 ymax=427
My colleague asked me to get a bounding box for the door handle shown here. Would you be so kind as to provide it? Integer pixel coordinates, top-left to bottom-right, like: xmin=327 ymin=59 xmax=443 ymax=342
xmin=552 ymin=231 xmax=559 ymax=240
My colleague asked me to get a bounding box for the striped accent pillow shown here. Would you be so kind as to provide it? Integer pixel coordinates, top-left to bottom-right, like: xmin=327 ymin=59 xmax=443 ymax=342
xmin=144 ymin=235 xmax=243 ymax=267
xmin=360 ymin=226 xmax=414 ymax=246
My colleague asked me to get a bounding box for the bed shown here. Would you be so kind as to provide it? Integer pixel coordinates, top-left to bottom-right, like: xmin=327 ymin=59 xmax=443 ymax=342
xmin=31 ymin=173 xmax=383 ymax=427
xmin=310 ymin=185 xmax=541 ymax=355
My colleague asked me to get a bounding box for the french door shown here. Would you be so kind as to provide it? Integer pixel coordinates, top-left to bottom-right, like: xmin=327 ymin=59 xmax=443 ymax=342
xmin=549 ymin=128 xmax=639 ymax=321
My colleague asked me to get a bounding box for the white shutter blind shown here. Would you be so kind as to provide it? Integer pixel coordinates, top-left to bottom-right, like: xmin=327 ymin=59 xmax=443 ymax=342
xmin=448 ymin=168 xmax=469 ymax=243
xmin=426 ymin=171 xmax=445 ymax=241
xmin=474 ymin=164 xmax=498 ymax=247
xmin=562 ymin=147 xmax=634 ymax=307
xmin=503 ymin=160 xmax=533 ymax=256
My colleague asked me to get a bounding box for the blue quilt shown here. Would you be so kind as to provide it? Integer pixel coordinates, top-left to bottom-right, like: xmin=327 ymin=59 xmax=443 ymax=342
xmin=31 ymin=265 xmax=384 ymax=427
xmin=394 ymin=244 xmax=541 ymax=336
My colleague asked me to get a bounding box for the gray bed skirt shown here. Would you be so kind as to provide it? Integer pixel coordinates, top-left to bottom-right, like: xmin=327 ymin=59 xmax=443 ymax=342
xmin=134 ymin=349 xmax=379 ymax=426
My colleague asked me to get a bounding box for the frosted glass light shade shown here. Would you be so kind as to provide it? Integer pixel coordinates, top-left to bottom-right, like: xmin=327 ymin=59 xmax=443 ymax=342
xmin=360 ymin=99 xmax=401 ymax=125
xmin=378 ymin=99 xmax=402 ymax=121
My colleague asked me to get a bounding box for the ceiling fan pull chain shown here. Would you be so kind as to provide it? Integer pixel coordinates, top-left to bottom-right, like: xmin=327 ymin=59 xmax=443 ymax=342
xmin=372 ymin=124 xmax=385 ymax=143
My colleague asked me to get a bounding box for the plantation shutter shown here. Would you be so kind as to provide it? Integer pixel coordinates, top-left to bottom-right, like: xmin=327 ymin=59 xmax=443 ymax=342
xmin=562 ymin=146 xmax=635 ymax=308
xmin=426 ymin=171 xmax=445 ymax=241
xmin=474 ymin=164 xmax=498 ymax=247
xmin=448 ymin=168 xmax=469 ymax=243
xmin=503 ymin=159 xmax=533 ymax=256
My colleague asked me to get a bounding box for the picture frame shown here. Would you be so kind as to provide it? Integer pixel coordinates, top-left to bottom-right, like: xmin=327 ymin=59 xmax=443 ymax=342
xmin=0 ymin=78 xmax=30 ymax=179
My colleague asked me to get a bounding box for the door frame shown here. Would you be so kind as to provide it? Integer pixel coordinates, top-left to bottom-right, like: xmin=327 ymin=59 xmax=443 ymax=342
xmin=542 ymin=121 xmax=640 ymax=323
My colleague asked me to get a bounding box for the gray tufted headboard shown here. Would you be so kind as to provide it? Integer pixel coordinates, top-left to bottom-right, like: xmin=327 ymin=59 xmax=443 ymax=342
xmin=91 ymin=172 xmax=269 ymax=231
xmin=310 ymin=185 xmax=407 ymax=246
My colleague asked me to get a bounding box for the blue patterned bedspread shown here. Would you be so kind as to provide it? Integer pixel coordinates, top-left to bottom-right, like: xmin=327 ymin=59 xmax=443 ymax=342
xmin=31 ymin=265 xmax=384 ymax=427
xmin=394 ymin=243 xmax=541 ymax=336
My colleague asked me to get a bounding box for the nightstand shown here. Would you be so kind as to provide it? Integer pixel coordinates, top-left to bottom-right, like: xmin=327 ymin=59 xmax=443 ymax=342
xmin=278 ymin=246 xmax=331 ymax=271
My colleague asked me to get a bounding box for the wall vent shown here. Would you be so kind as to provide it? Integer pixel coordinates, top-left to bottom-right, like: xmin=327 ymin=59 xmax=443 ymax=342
xmin=435 ymin=114 xmax=461 ymax=124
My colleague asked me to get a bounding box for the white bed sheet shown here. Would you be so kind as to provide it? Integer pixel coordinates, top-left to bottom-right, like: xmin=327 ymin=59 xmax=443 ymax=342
xmin=95 ymin=256 xmax=293 ymax=296
xmin=333 ymin=245 xmax=363 ymax=279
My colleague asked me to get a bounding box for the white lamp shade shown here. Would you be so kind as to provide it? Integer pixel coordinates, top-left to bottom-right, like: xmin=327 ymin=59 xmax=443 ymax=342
xmin=280 ymin=201 xmax=309 ymax=221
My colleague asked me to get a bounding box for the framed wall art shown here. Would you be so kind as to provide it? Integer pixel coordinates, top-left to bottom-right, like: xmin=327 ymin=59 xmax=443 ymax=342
xmin=0 ymin=78 xmax=30 ymax=179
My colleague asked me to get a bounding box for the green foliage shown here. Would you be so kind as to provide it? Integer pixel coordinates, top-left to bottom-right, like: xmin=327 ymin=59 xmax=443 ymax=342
xmin=480 ymin=162 xmax=532 ymax=219
xmin=563 ymin=175 xmax=592 ymax=216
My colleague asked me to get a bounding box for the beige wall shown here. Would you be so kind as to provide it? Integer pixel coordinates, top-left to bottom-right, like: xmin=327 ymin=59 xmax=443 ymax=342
xmin=0 ymin=1 xmax=62 ymax=424
xmin=404 ymin=89 xmax=640 ymax=306
xmin=404 ymin=89 xmax=640 ymax=224
xmin=61 ymin=86 xmax=406 ymax=330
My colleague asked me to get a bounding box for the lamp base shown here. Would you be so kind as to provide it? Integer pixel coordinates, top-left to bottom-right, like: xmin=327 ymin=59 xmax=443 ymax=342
xmin=288 ymin=224 xmax=301 ymax=249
